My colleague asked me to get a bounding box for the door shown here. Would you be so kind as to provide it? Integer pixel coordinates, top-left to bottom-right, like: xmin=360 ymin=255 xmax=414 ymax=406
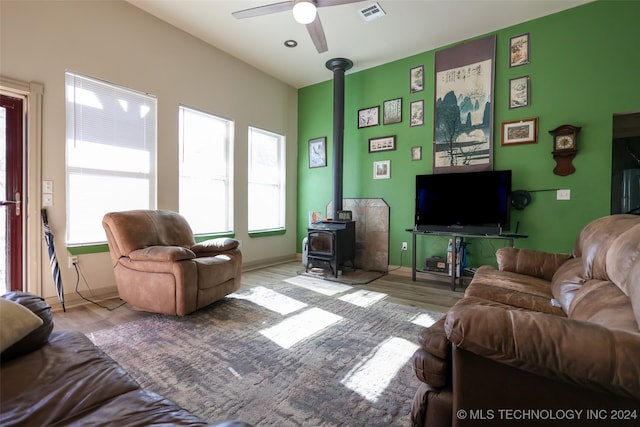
xmin=611 ymin=112 xmax=640 ymax=214
xmin=1 ymin=94 xmax=25 ymax=292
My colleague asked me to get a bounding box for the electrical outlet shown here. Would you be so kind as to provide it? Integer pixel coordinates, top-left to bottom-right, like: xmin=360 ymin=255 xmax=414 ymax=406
xmin=68 ymin=256 xmax=78 ymax=268
xmin=557 ymin=189 xmax=571 ymax=200
xmin=401 ymin=242 xmax=408 ymax=251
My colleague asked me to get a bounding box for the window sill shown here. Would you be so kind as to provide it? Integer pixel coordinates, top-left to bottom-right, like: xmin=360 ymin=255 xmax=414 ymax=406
xmin=248 ymin=228 xmax=286 ymax=238
xmin=194 ymin=233 xmax=235 ymax=243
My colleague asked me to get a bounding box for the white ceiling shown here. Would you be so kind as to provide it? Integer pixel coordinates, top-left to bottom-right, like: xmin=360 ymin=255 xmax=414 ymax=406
xmin=126 ymin=0 xmax=591 ymax=89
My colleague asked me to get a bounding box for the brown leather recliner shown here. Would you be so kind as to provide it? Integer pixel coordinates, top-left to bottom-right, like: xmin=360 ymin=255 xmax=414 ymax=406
xmin=103 ymin=210 xmax=242 ymax=316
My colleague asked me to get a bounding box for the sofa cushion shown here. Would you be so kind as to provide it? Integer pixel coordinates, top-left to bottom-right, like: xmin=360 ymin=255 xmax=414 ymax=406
xmin=629 ymin=259 xmax=640 ymax=332
xmin=103 ymin=210 xmax=196 ymax=258
xmin=128 ymin=246 xmax=196 ymax=262
xmin=195 ymin=254 xmax=240 ymax=290
xmin=413 ymin=348 xmax=449 ymax=388
xmin=604 ymin=221 xmax=640 ymax=329
xmin=605 ymin=222 xmax=640 ymax=297
xmin=464 ymin=266 xmax=565 ymax=316
xmin=496 ymin=247 xmax=571 ymax=281
xmin=550 ymin=257 xmax=585 ymax=314
xmin=573 ymin=214 xmax=640 ymax=281
xmin=0 ymin=298 xmax=42 ymax=353
xmin=59 ymin=389 xmax=210 ymax=426
xmin=1 ymin=292 xmax=53 ymax=361
xmin=568 ymin=279 xmax=639 ymax=333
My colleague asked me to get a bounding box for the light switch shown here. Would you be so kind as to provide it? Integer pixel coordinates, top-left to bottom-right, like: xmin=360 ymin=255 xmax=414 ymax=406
xmin=43 ymin=180 xmax=53 ymax=194
xmin=43 ymin=194 xmax=53 ymax=207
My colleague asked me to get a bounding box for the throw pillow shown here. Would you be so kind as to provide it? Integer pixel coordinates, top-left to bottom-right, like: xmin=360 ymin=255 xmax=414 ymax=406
xmin=0 ymin=298 xmax=43 ymax=353
xmin=1 ymin=291 xmax=54 ymax=361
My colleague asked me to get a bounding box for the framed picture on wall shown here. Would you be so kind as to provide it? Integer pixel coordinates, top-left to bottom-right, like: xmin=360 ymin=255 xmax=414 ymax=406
xmin=410 ymin=65 xmax=424 ymax=93
xmin=509 ymin=75 xmax=530 ymax=109
xmin=410 ymin=100 xmax=424 ymax=127
xmin=411 ymin=146 xmax=422 ymax=160
xmin=509 ymin=33 xmax=530 ymax=67
xmin=501 ymin=117 xmax=538 ymax=146
xmin=308 ymin=137 xmax=327 ymax=168
xmin=383 ymin=98 xmax=402 ymax=125
xmin=369 ymin=135 xmax=396 ymax=153
xmin=358 ymin=106 xmax=380 ymax=128
xmin=373 ymin=160 xmax=391 ymax=179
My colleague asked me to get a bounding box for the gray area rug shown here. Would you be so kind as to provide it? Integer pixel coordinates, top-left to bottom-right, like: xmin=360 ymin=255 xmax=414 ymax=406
xmin=88 ymin=276 xmax=442 ymax=426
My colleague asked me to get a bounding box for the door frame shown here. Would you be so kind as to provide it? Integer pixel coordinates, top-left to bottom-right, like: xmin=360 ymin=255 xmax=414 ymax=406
xmin=2 ymin=93 xmax=25 ymax=291
xmin=1 ymin=76 xmax=44 ymax=295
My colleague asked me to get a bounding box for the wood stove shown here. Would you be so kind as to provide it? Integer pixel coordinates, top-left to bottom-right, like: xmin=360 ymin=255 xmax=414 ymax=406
xmin=306 ymin=221 xmax=355 ymax=277
xmin=304 ymin=58 xmax=357 ymax=278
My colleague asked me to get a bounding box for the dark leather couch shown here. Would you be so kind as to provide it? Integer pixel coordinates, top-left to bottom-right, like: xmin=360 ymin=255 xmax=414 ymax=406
xmin=0 ymin=292 xmax=252 ymax=426
xmin=411 ymin=214 xmax=640 ymax=426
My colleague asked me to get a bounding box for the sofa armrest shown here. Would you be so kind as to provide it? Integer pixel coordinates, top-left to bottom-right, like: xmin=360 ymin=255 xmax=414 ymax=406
xmin=496 ymin=247 xmax=571 ymax=281
xmin=128 ymin=246 xmax=196 ymax=262
xmin=191 ymin=238 xmax=240 ymax=256
xmin=444 ymin=302 xmax=640 ymax=400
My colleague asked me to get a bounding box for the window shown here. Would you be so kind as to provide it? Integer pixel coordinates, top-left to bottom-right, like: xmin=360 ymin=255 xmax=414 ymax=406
xmin=248 ymin=126 xmax=285 ymax=232
xmin=65 ymin=72 xmax=157 ymax=245
xmin=179 ymin=106 xmax=234 ymax=235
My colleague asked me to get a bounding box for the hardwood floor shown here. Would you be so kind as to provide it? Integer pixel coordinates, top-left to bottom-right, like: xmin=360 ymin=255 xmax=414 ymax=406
xmin=52 ymin=261 xmax=463 ymax=334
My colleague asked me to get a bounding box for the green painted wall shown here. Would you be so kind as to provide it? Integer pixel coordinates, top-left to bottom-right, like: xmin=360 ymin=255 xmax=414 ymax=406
xmin=297 ymin=0 xmax=640 ymax=268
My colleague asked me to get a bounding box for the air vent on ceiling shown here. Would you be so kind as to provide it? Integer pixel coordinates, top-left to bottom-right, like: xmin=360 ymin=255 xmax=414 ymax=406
xmin=358 ymin=2 xmax=386 ymax=22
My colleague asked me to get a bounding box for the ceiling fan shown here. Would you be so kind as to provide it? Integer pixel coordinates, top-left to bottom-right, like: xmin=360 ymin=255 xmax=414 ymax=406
xmin=232 ymin=0 xmax=365 ymax=53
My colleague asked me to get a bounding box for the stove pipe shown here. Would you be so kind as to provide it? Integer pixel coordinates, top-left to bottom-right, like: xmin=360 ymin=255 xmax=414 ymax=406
xmin=325 ymin=58 xmax=353 ymax=220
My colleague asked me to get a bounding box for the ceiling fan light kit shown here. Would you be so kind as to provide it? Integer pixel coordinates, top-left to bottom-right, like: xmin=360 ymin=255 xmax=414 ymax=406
xmin=293 ymin=1 xmax=317 ymax=24
xmin=233 ymin=0 xmax=366 ymax=54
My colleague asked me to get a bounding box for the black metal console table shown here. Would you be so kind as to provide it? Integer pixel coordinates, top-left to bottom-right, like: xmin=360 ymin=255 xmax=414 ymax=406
xmin=406 ymin=229 xmax=528 ymax=291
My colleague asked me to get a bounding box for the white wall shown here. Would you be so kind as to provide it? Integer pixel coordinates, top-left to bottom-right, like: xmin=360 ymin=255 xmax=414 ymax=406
xmin=0 ymin=0 xmax=298 ymax=306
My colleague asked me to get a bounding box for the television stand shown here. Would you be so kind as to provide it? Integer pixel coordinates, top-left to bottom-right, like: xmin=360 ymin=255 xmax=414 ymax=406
xmin=406 ymin=229 xmax=528 ymax=291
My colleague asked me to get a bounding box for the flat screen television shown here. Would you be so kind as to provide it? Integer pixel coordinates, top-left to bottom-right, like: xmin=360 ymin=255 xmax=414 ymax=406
xmin=415 ymin=170 xmax=512 ymax=234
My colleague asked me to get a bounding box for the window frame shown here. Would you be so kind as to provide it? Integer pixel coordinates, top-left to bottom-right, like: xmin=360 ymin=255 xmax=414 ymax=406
xmin=247 ymin=126 xmax=286 ymax=234
xmin=178 ymin=105 xmax=234 ymax=236
xmin=65 ymin=71 xmax=157 ymax=246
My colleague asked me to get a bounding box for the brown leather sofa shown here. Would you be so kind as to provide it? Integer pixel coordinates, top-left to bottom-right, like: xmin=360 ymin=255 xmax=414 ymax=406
xmin=103 ymin=209 xmax=242 ymax=316
xmin=411 ymin=214 xmax=640 ymax=427
xmin=0 ymin=292 xmax=253 ymax=426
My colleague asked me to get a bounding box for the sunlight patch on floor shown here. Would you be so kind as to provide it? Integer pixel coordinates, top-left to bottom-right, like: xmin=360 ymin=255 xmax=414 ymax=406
xmin=341 ymin=336 xmax=419 ymax=402
xmin=411 ymin=312 xmax=440 ymax=328
xmin=229 ymin=286 xmax=307 ymax=315
xmin=260 ymin=307 xmax=343 ymax=349
xmin=338 ymin=289 xmax=387 ymax=307
xmin=284 ymin=275 xmax=352 ymax=296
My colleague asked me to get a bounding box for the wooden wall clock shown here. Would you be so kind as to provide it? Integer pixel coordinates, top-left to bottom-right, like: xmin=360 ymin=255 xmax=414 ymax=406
xmin=549 ymin=124 xmax=581 ymax=176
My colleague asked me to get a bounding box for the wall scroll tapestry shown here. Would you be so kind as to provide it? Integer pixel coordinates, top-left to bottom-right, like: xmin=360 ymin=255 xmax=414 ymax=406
xmin=433 ymin=35 xmax=496 ymax=173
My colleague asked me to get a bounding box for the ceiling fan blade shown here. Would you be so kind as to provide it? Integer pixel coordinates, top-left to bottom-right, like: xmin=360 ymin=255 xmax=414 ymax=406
xmin=316 ymin=0 xmax=365 ymax=8
xmin=306 ymin=15 xmax=328 ymax=53
xmin=232 ymin=1 xmax=293 ymax=19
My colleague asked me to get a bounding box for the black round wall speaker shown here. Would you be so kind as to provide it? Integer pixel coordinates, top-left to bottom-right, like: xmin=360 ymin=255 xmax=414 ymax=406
xmin=511 ymin=190 xmax=532 ymax=210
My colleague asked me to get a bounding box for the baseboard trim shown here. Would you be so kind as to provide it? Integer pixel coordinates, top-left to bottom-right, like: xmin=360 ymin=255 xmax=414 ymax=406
xmin=48 ymin=287 xmax=120 ymax=313
xmin=242 ymin=254 xmax=298 ymax=272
